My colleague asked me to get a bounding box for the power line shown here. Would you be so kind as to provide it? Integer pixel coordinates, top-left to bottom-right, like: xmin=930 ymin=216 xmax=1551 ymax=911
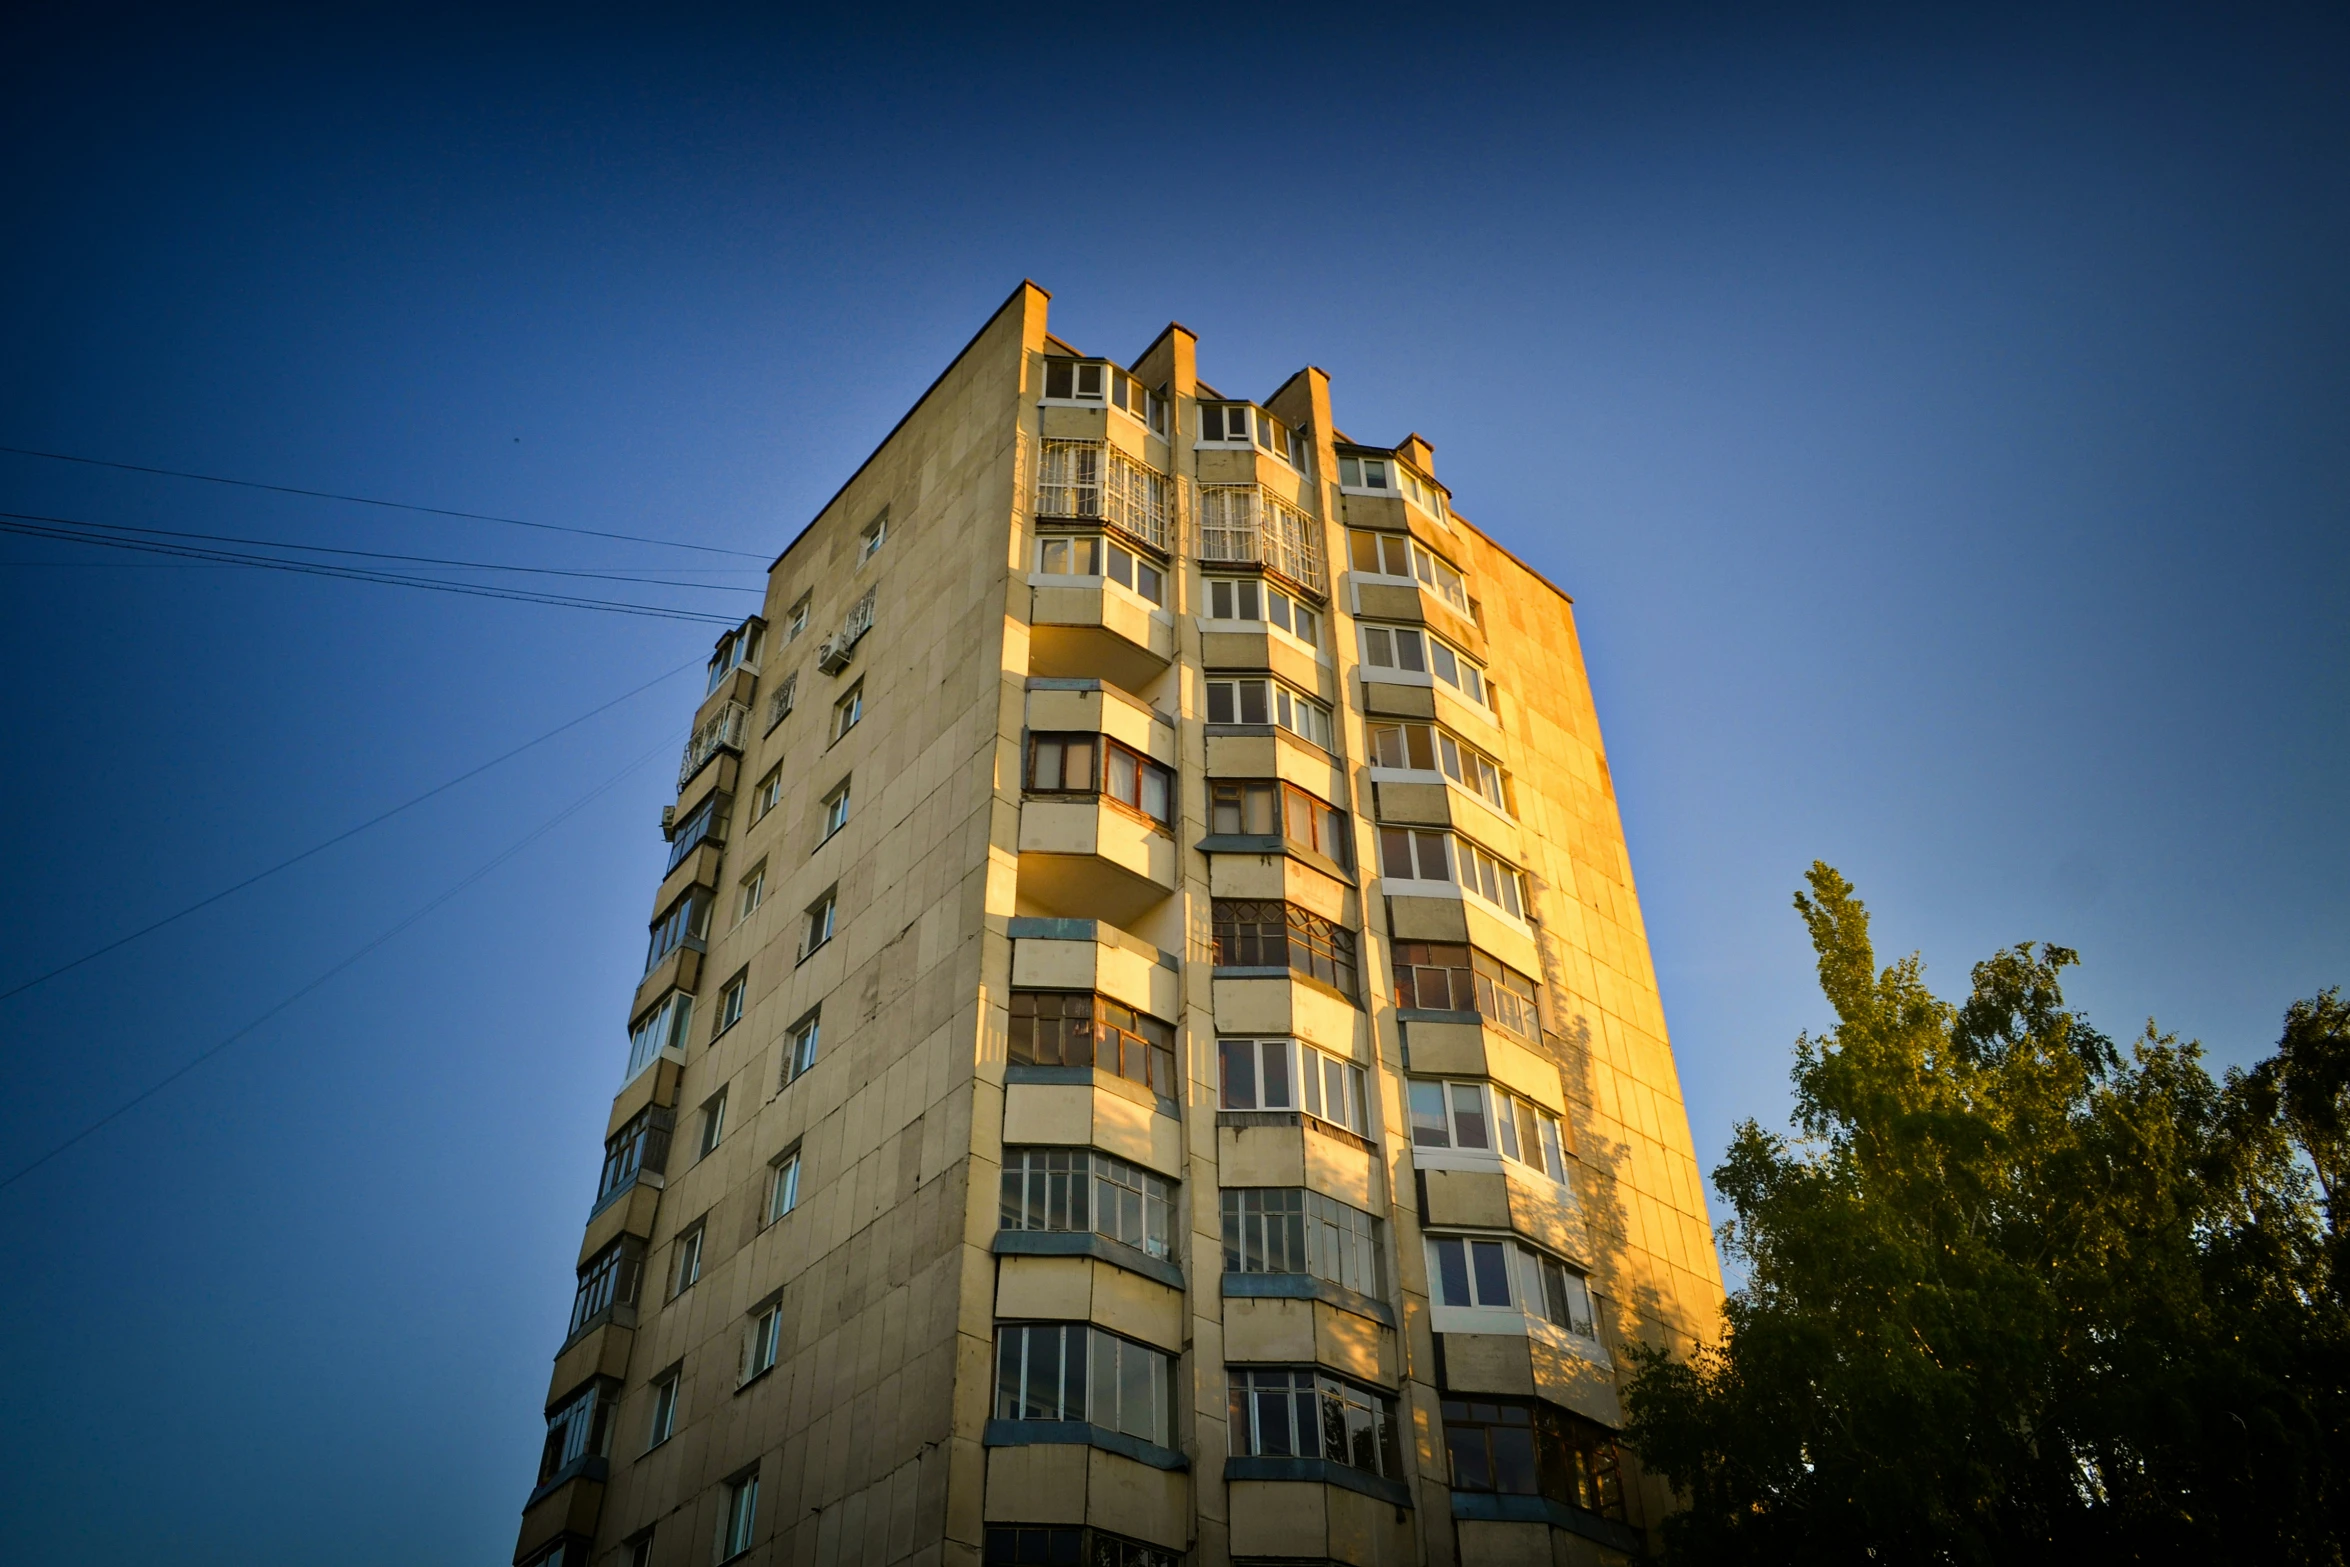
xmin=0 ymin=508 xmax=765 ymax=592
xmin=0 ymin=513 xmax=741 ymax=623
xmin=0 ymin=729 xmax=678 ymax=1195
xmin=0 ymin=657 xmax=702 ymax=1006
xmin=0 ymin=442 xmax=771 ymax=560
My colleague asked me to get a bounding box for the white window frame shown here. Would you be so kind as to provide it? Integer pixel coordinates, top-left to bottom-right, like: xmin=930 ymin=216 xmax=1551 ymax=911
xmin=1038 ymin=356 xmax=1110 ymax=404
xmin=1365 ymin=721 xmax=1510 ymax=814
xmin=1203 ymin=676 xmax=1334 ymax=750
xmin=753 ymin=764 xmax=783 ymax=822
xmin=697 ymin=1088 xmax=727 ymax=1159
xmin=858 ymin=512 xmax=887 ymax=564
xmin=831 ymin=681 xmax=863 ymax=742
xmin=782 ymin=1010 xmax=820 ymax=1088
xmin=625 ymin=992 xmax=693 ymax=1084
xmin=1200 ymin=576 xmax=1322 ymax=652
xmin=742 ymin=1301 xmax=783 ymax=1382
xmin=1030 ymin=530 xmax=1167 ymax=607
xmin=1424 ymin=1233 xmax=1603 ymax=1353
xmin=800 ymin=890 xmax=835 ymax=960
xmin=1217 ymin=1038 xmax=1373 ymax=1139
xmin=1406 ymin=1078 xmax=1569 ymax=1184
xmin=819 ymin=778 xmax=850 ymax=843
xmin=1336 ymin=454 xmax=1395 ymax=494
xmin=1377 ymin=826 xmax=1526 ymax=919
xmin=784 ymin=593 xmax=811 ymax=642
xmin=671 ymin=1223 xmax=704 ymax=1296
xmin=704 ymin=619 xmax=765 ymax=695
xmin=736 ymin=861 xmax=766 ymax=924
xmin=767 ymin=1149 xmax=801 ymax=1223
xmin=1357 ymin=621 xmax=1489 ymax=707
xmin=646 ymin=1370 xmax=679 ymax=1450
xmin=721 ymin=1469 xmax=759 ymax=1560
xmin=714 ymin=971 xmax=747 ymax=1035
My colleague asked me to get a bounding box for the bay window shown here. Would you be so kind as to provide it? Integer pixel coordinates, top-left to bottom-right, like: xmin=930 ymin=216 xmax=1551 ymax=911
xmin=662 ymin=791 xmax=727 ymax=873
xmin=1217 ymin=1038 xmax=1373 ymax=1138
xmin=1425 ymin=1234 xmax=1597 ymax=1339
xmin=1367 ymin=720 xmax=1508 ymax=811
xmin=1202 ymin=575 xmax=1320 ymax=646
xmin=1443 ymin=1398 xmax=1625 ymax=1521
xmin=595 ymin=1108 xmax=673 ymax=1210
xmin=993 ymin=1322 xmax=1171 ymax=1447
xmin=1227 ymin=1368 xmax=1402 ymax=1479
xmin=1407 ymin=1078 xmax=1569 ymax=1182
xmin=1026 ymin=732 xmax=1173 ymax=824
xmin=1210 ymin=899 xmax=1358 ymax=998
xmin=1203 ymin=675 xmax=1334 ymax=749
xmin=1345 ymin=528 xmax=1470 ymax=614
xmin=1358 ymin=621 xmax=1489 ymax=706
xmin=568 ymin=1238 xmax=644 ymax=1341
xmin=644 ymin=885 xmax=712 ymax=973
xmin=1035 ymin=439 xmax=1171 ymax=553
xmin=1377 ymin=827 xmax=1526 ymax=918
xmin=539 ymin=1380 xmax=618 ymax=1485
xmin=1392 ymin=941 xmax=1541 ymax=1040
xmin=1208 ymin=779 xmax=1349 ymax=866
xmin=624 ymin=992 xmax=693 ymax=1082
xmin=1000 ymin=1147 xmax=1174 ymax=1258
xmin=1221 ymin=1187 xmax=1386 ymax=1297
xmin=1007 ymin=990 xmax=1178 ymax=1098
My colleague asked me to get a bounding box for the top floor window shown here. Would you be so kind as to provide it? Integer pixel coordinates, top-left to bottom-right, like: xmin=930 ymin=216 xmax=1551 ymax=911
xmin=1199 ymin=403 xmax=1308 ymax=470
xmin=706 ymin=620 xmax=764 ymax=694
xmin=1041 ymin=357 xmax=1168 ymax=434
xmin=1346 ymin=528 xmax=1470 ymax=615
xmin=1337 ymin=453 xmax=1392 ymax=492
xmin=858 ymin=511 xmax=887 ymax=563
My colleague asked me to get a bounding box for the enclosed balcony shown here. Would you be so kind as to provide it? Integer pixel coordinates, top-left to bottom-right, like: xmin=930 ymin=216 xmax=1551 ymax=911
xmin=1016 ymin=685 xmax=1179 ymax=927
xmin=1198 ymin=484 xmax=1326 ymax=597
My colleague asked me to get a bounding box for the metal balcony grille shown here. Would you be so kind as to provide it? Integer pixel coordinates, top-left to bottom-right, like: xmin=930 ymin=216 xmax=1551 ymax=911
xmin=1198 ymin=485 xmax=1326 ymax=595
xmin=678 ymin=701 xmax=748 ymax=790
xmin=1036 ymin=439 xmax=1170 ymax=551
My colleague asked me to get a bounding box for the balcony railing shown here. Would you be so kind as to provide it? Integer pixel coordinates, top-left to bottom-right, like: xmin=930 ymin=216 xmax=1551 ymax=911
xmin=678 ymin=701 xmax=748 ymax=790
xmin=1199 ymin=485 xmax=1326 ymax=595
xmin=1037 ymin=439 xmax=1170 ymax=552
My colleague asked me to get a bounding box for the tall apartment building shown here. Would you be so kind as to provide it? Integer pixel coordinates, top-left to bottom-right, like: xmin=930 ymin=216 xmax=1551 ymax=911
xmin=515 ymin=283 xmax=1724 ymax=1567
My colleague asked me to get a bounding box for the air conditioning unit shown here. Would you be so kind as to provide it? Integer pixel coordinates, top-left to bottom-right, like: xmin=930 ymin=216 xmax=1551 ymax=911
xmin=660 ymin=805 xmax=676 ymax=834
xmin=816 ymin=636 xmax=853 ymax=675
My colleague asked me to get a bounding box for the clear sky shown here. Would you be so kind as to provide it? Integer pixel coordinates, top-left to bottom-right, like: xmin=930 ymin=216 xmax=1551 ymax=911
xmin=0 ymin=5 xmax=2342 ymax=1561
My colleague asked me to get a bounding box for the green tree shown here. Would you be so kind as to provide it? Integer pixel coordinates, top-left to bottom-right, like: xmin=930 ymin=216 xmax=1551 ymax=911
xmin=1623 ymin=864 xmax=2346 ymax=1564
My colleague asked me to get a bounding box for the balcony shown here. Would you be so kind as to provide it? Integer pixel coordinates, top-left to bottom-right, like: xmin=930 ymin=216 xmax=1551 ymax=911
xmin=1199 ymin=485 xmax=1326 ymax=596
xmin=1036 ymin=439 xmax=1171 ymax=552
xmin=677 ymin=700 xmax=748 ymax=791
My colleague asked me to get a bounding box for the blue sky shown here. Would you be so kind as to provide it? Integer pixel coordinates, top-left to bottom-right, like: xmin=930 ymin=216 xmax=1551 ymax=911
xmin=0 ymin=5 xmax=2342 ymax=1561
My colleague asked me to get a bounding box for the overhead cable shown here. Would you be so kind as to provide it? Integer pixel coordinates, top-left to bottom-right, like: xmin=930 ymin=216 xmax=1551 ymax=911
xmin=0 ymin=656 xmax=702 ymax=1006
xmin=0 ymin=729 xmax=679 ymax=1195
xmin=0 ymin=442 xmax=770 ymax=559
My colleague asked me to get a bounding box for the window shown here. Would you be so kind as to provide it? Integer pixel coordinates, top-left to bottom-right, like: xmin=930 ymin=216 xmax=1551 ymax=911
xmin=767 ymin=1148 xmax=801 ymax=1222
xmin=1427 ymin=1235 xmax=1598 ymax=1339
xmin=1227 ymin=1368 xmax=1401 ymax=1478
xmin=983 ymin=1527 xmax=1176 ymax=1567
xmin=644 ymin=886 xmax=713 ymax=975
xmin=801 ymin=889 xmax=836 ymax=959
xmin=1346 ymin=527 xmax=1470 ymax=614
xmin=785 ymin=592 xmax=812 ymax=641
xmin=1443 ymin=1398 xmax=1624 ymax=1520
xmin=625 ymin=993 xmax=693 ymax=1081
xmin=646 ymin=1370 xmax=680 ymax=1449
xmin=713 ymin=971 xmax=747 ymax=1036
xmin=570 ymin=1239 xmax=644 ymax=1339
xmin=743 ymin=1300 xmax=783 ymax=1381
xmin=539 ymin=1380 xmax=618 ymax=1484
xmin=1197 ymin=402 xmax=1251 ymax=444
xmin=820 ymin=778 xmax=851 ymax=842
xmin=1203 ymin=576 xmax=1319 ymax=646
xmin=1041 ymin=357 xmax=1106 ymax=402
xmin=1217 ymin=1038 xmax=1373 ymax=1137
xmin=1000 ymin=1147 xmax=1173 ymax=1258
xmin=1398 ymin=465 xmax=1449 ymax=522
xmin=1025 ymin=732 xmax=1172 ymax=823
xmin=1368 ymin=721 xmax=1508 ymax=810
xmin=1208 ymin=779 xmax=1349 ymax=866
xmin=696 ymin=1089 xmax=727 ymax=1159
xmin=859 ymin=510 xmax=887 ymax=563
xmin=1210 ymin=900 xmax=1358 ymax=999
xmin=1358 ymin=622 xmax=1488 ymax=705
xmin=1337 ymin=454 xmax=1394 ymax=492
xmin=1007 ymin=991 xmax=1176 ymax=1098
xmin=664 ymin=792 xmax=728 ymax=873
xmin=782 ymin=1010 xmax=820 ymax=1088
xmin=721 ymin=1469 xmax=759 ymax=1560
xmin=993 ymin=1323 xmax=1171 ymax=1446
xmin=764 ymin=672 xmax=796 ymax=734
xmin=1036 ymin=441 xmax=1173 ymax=552
xmin=1221 ymin=1187 xmax=1386 ymax=1297
xmin=1032 ymin=530 xmax=1167 ymax=604
xmin=705 ymin=620 xmax=764 ymax=695
xmin=1407 ymin=1079 xmax=1569 ymax=1181
xmin=628 ymin=1537 xmax=653 ymax=1567
xmin=1393 ymin=942 xmax=1541 ymax=1040
xmin=831 ymin=682 xmax=864 ymax=742
xmin=1203 ymin=676 xmax=1334 ymax=749
xmin=597 ymin=1109 xmax=671 ymax=1209
xmin=1378 ymin=828 xmax=1526 ymax=917
xmin=671 ymin=1222 xmax=704 ymax=1296
xmin=752 ymin=765 xmax=783 ymax=822
xmin=1197 ymin=484 xmax=1325 ymax=593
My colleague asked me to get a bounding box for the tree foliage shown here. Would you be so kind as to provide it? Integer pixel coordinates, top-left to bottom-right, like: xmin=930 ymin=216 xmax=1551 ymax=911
xmin=1623 ymin=864 xmax=2347 ymax=1564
